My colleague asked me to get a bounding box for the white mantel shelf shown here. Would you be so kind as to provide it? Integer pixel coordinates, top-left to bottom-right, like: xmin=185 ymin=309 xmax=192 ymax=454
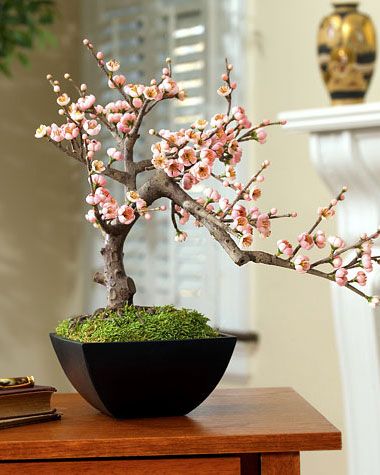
xmin=278 ymin=102 xmax=380 ymax=475
xmin=278 ymin=101 xmax=380 ymax=133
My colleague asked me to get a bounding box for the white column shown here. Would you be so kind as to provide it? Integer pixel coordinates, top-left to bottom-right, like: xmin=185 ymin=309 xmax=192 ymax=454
xmin=278 ymin=103 xmax=380 ymax=475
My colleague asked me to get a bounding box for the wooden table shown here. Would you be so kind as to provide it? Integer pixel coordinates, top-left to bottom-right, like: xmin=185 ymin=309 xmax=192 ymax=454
xmin=0 ymin=388 xmax=341 ymax=474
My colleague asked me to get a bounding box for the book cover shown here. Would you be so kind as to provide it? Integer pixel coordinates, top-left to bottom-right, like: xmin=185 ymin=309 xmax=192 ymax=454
xmin=0 ymin=411 xmax=61 ymax=429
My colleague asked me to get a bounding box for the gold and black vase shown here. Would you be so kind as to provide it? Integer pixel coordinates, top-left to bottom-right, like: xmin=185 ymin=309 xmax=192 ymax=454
xmin=317 ymin=2 xmax=376 ymax=105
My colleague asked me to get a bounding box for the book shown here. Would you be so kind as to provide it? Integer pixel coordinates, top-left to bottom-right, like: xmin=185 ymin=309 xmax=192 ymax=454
xmin=0 ymin=411 xmax=61 ymax=429
xmin=0 ymin=385 xmax=57 ymax=419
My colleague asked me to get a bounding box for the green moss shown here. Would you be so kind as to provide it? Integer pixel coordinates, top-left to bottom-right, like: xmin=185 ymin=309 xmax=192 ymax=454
xmin=56 ymin=305 xmax=219 ymax=343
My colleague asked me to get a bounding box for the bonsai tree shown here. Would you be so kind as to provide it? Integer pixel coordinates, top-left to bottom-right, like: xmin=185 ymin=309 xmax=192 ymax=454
xmin=35 ymin=39 xmax=380 ymax=318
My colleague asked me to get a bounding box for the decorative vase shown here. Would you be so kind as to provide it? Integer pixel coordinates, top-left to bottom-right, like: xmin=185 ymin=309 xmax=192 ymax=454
xmin=50 ymin=333 xmax=236 ymax=418
xmin=317 ymin=2 xmax=376 ymax=105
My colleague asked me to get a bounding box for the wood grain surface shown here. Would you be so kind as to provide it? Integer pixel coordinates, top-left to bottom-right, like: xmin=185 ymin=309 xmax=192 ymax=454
xmin=0 ymin=388 xmax=341 ymax=461
xmin=261 ymin=452 xmax=300 ymax=475
xmin=0 ymin=457 xmax=241 ymax=474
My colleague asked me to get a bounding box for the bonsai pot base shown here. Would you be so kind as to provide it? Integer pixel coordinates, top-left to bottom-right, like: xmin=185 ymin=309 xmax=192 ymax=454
xmin=50 ymin=333 xmax=236 ymax=418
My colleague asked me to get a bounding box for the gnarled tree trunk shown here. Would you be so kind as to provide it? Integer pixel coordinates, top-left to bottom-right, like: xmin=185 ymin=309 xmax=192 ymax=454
xmin=99 ymin=233 xmax=136 ymax=308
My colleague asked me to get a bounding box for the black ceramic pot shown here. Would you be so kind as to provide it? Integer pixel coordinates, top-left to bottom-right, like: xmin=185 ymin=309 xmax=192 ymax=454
xmin=50 ymin=333 xmax=236 ymax=418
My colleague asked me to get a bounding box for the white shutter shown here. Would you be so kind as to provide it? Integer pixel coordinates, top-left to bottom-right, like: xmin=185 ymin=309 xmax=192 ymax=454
xmin=83 ymin=0 xmax=253 ymax=380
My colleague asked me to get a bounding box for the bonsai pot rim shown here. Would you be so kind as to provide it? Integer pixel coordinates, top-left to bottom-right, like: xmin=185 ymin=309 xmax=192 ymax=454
xmin=50 ymin=331 xmax=234 ymax=345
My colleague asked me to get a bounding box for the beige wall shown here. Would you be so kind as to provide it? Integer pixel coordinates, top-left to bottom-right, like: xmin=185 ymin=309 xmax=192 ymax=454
xmin=246 ymin=1 xmax=380 ymax=474
xmin=1 ymin=0 xmax=380 ymax=472
xmin=0 ymin=0 xmax=84 ymax=390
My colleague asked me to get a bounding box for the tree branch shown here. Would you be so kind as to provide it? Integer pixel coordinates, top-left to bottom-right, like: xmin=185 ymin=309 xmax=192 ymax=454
xmin=135 ymin=159 xmax=155 ymax=174
xmin=48 ymin=138 xmax=128 ymax=186
xmin=160 ymin=178 xmax=370 ymax=300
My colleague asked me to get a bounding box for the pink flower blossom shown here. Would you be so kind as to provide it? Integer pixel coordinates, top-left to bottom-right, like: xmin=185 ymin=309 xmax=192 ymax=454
xmin=106 ymin=59 xmax=120 ymax=72
xmin=95 ymin=187 xmax=114 ymax=204
xmin=108 ymin=75 xmax=126 ymax=88
xmin=67 ymin=104 xmax=85 ymax=121
xmin=77 ymin=94 xmax=96 ymax=111
xmin=91 ymin=174 xmax=107 ymax=187
xmin=132 ymin=97 xmax=143 ymax=108
xmin=118 ymin=205 xmax=135 ymax=224
xmin=136 ymin=199 xmax=147 ymax=212
xmin=178 ymin=147 xmax=197 ymax=166
xmin=328 ymin=236 xmax=345 ymax=249
xmin=196 ymin=197 xmax=213 ymax=212
xmin=50 ymin=124 xmax=64 ymax=142
xmin=318 ymin=207 xmax=335 ymax=219
xmin=361 ymin=240 xmax=373 ymax=254
xmin=210 ymin=113 xmax=228 ymax=128
xmin=107 ymin=112 xmax=122 ymax=124
xmin=62 ymin=123 xmax=79 ymax=140
xmin=117 ymin=112 xmax=136 ymax=134
xmin=143 ymin=85 xmax=160 ymax=100
xmin=277 ymin=239 xmax=294 ymax=256
xmin=35 ymin=124 xmax=47 ymax=138
xmin=232 ymin=106 xmax=246 ymax=121
xmin=175 ymin=205 xmax=190 ymax=225
xmin=239 ymin=232 xmax=253 ymax=248
xmin=199 ymin=148 xmax=216 ymax=165
xmin=181 ymin=173 xmax=197 ymax=190
xmin=107 ymin=147 xmax=123 ymax=161
xmin=332 ymin=256 xmax=343 ymax=268
xmin=231 ymin=216 xmax=249 ymax=231
xmin=85 ymin=209 xmax=97 ymax=224
xmin=362 ymin=254 xmax=373 ymax=272
xmin=151 ymin=154 xmax=167 ymax=170
xmin=175 ymin=231 xmax=188 ymax=242
xmin=192 ymin=119 xmax=208 ymax=130
xmin=231 ymin=204 xmax=246 ymax=218
xmin=249 ymin=207 xmax=260 ymax=219
xmin=83 ymin=119 xmax=101 ymax=136
xmin=57 ymin=93 xmax=70 ymax=106
xmin=124 ymin=84 xmax=144 ymax=97
xmin=249 ymin=187 xmax=261 ymax=201
xmin=217 ymin=85 xmax=231 ymax=97
xmin=160 ymin=78 xmax=179 ymax=96
xmin=356 ymin=271 xmax=367 ymax=286
xmin=294 ymin=255 xmax=310 ymax=273
xmin=314 ymin=230 xmax=326 ymax=249
xmin=164 ymin=159 xmax=184 ymax=178
xmin=203 ymin=188 xmax=221 ymax=202
xmin=335 ymin=268 xmax=348 ymax=287
xmin=297 ymin=232 xmax=314 ymax=250
xmin=256 ymin=213 xmax=271 ymax=238
xmin=190 ymin=162 xmax=211 ymax=181
xmin=211 ymin=141 xmax=224 ymax=158
xmin=101 ymin=202 xmax=118 ymax=220
xmin=256 ymin=128 xmax=267 ymax=144
xmin=86 ymin=193 xmax=101 ymax=205
xmin=126 ymin=191 xmax=140 ymax=203
xmin=87 ymin=140 xmax=102 ymax=152
xmin=91 ymin=160 xmax=105 ymax=173
xmin=218 ymin=198 xmax=230 ymax=212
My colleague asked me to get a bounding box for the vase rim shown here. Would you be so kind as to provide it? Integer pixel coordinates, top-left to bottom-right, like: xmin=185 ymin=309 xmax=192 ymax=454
xmin=332 ymin=2 xmax=358 ymax=8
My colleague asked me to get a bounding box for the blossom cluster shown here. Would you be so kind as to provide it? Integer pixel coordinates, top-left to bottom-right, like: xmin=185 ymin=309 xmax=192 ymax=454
xmin=35 ymin=39 xmax=380 ymax=307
